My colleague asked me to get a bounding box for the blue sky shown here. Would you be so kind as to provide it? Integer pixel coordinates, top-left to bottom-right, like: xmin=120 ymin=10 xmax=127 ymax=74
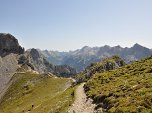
xmin=0 ymin=0 xmax=152 ymax=51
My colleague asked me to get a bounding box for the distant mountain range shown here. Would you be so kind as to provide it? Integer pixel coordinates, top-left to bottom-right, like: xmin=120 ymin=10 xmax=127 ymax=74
xmin=39 ymin=44 xmax=152 ymax=71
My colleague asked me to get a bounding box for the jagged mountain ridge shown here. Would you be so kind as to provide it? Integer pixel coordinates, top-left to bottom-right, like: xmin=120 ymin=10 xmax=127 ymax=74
xmin=40 ymin=44 xmax=152 ymax=71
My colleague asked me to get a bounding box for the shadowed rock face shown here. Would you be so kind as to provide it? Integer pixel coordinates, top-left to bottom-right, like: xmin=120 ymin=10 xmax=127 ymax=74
xmin=30 ymin=48 xmax=40 ymax=60
xmin=0 ymin=33 xmax=24 ymax=57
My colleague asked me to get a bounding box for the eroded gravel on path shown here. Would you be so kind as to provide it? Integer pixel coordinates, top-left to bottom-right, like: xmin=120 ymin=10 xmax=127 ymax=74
xmin=68 ymin=83 xmax=96 ymax=113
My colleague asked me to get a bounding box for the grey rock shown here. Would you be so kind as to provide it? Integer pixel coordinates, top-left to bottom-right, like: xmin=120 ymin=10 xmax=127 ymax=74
xmin=0 ymin=33 xmax=24 ymax=57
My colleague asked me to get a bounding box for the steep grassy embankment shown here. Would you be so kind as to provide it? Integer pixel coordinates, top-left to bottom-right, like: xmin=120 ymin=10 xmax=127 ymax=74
xmin=0 ymin=72 xmax=76 ymax=113
xmin=85 ymin=56 xmax=152 ymax=112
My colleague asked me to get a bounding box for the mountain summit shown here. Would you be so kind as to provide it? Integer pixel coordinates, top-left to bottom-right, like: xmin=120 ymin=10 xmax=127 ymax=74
xmin=0 ymin=33 xmax=24 ymax=57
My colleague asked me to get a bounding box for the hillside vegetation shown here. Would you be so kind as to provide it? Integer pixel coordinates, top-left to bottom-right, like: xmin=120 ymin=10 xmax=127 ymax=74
xmin=0 ymin=72 xmax=76 ymax=113
xmin=85 ymin=56 xmax=152 ymax=112
xmin=76 ymin=56 xmax=125 ymax=83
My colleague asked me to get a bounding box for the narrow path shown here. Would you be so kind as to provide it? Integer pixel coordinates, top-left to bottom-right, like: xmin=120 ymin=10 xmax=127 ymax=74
xmin=68 ymin=83 xmax=96 ymax=113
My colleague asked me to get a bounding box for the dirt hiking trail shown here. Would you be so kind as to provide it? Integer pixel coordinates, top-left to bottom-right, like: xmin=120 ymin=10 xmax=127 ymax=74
xmin=68 ymin=83 xmax=97 ymax=113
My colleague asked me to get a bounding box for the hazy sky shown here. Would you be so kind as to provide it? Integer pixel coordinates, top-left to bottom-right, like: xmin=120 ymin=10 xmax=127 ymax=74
xmin=0 ymin=0 xmax=152 ymax=51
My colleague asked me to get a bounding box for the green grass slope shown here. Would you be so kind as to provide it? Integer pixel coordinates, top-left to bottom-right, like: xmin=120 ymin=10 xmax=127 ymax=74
xmin=0 ymin=72 xmax=76 ymax=113
xmin=85 ymin=56 xmax=152 ymax=113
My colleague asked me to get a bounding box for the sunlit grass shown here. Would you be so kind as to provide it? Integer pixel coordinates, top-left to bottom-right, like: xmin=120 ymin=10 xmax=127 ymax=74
xmin=0 ymin=72 xmax=76 ymax=113
xmin=85 ymin=56 xmax=152 ymax=112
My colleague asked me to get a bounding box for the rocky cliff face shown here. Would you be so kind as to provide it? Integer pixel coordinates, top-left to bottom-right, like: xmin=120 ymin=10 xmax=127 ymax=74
xmin=0 ymin=33 xmax=24 ymax=57
xmin=28 ymin=48 xmax=54 ymax=73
